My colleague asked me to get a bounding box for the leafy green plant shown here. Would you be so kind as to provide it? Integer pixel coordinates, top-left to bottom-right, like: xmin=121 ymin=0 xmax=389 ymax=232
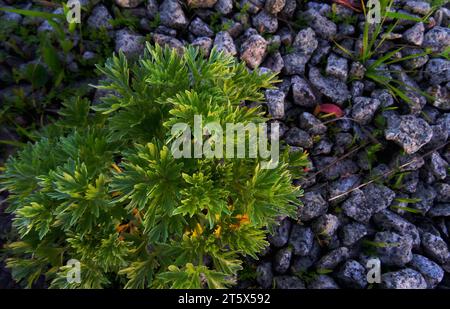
xmin=1 ymin=44 xmax=309 ymax=289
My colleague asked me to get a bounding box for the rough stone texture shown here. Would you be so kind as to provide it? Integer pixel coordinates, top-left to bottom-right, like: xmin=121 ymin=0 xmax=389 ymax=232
xmin=381 ymin=268 xmax=427 ymax=289
xmin=303 ymin=9 xmax=337 ymax=40
xmin=385 ymin=114 xmax=433 ymax=154
xmin=409 ymin=254 xmax=444 ymax=288
xmin=256 ymin=261 xmax=273 ymax=289
xmin=326 ymin=53 xmax=348 ymax=82
xmin=291 ymin=76 xmax=317 ymax=107
xmin=282 ymin=52 xmax=310 ymax=75
xmin=115 ymin=0 xmax=143 ymax=8
xmin=159 ymin=0 xmax=188 ymax=30
xmin=372 ymin=210 xmax=420 ymax=248
xmin=274 ymin=247 xmax=293 ymax=274
xmin=288 ymin=225 xmax=314 ymax=256
xmin=268 ymin=219 xmax=291 ymax=247
xmin=422 ymin=232 xmax=449 ymax=264
xmin=336 ymin=260 xmax=367 ymax=289
xmin=115 ymin=29 xmax=144 ymax=58
xmin=187 ymin=0 xmax=217 ymax=8
xmin=252 ymin=10 xmax=278 ymax=34
xmin=315 ymin=247 xmax=349 ymax=270
xmin=423 ymin=26 xmax=450 ymax=53
xmin=284 ymin=127 xmax=313 ymax=149
xmin=308 ymin=275 xmax=340 ymax=289
xmin=351 ymin=97 xmax=381 ymax=125
xmin=298 ymin=191 xmax=328 ymax=222
xmin=403 ymin=22 xmax=425 ymax=46
xmin=309 ymin=67 xmax=350 ymax=105
xmin=293 ymin=27 xmax=318 ymax=55
xmin=87 ymin=5 xmax=113 ymax=30
xmin=265 ymin=0 xmax=285 ymax=15
xmin=298 ymin=112 xmax=327 ymax=135
xmin=425 ymin=58 xmax=450 ymax=86
xmin=340 ymin=222 xmax=368 ymax=247
xmin=213 ymin=31 xmax=237 ymax=55
xmin=274 ymin=276 xmax=305 ymax=289
xmin=374 ymin=232 xmax=413 ymax=267
xmin=189 ymin=17 xmax=214 ymax=37
xmin=240 ymin=34 xmax=268 ymax=69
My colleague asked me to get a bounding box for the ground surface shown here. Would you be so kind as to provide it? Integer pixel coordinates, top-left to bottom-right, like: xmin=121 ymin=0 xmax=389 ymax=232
xmin=0 ymin=0 xmax=450 ymax=289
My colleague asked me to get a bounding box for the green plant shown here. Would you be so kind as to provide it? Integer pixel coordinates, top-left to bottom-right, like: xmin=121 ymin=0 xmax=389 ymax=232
xmin=333 ymin=0 xmax=435 ymax=105
xmin=1 ymin=44 xmax=309 ymax=289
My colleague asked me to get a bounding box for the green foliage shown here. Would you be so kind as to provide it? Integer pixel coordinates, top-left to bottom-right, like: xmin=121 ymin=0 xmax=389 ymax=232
xmin=1 ymin=44 xmax=309 ymax=289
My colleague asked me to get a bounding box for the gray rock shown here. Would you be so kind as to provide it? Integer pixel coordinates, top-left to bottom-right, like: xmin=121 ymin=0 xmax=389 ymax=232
xmin=279 ymin=0 xmax=296 ymax=19
xmin=423 ymin=26 xmax=450 ymax=53
xmin=264 ymin=89 xmax=285 ymax=119
xmin=372 ymin=89 xmax=394 ymax=107
xmin=291 ymin=76 xmax=317 ymax=107
xmin=289 ymin=225 xmax=314 ymax=256
xmin=313 ymin=156 xmax=359 ymax=181
xmin=372 ymin=210 xmax=420 ymax=248
xmin=284 ymin=128 xmax=313 ymax=149
xmin=422 ymin=232 xmax=449 ymax=264
xmin=410 ymin=182 xmax=437 ymax=213
xmin=326 ymin=53 xmax=348 ymax=82
xmin=308 ymin=275 xmax=339 ymax=289
xmin=293 ymin=27 xmax=318 ymax=55
xmin=115 ymin=29 xmax=144 ymax=58
xmin=381 ymin=268 xmax=427 ymax=289
xmin=403 ymin=22 xmax=424 ymax=46
xmin=390 ymin=65 xmax=427 ymax=114
xmin=404 ymin=1 xmax=431 ymax=15
xmin=240 ymin=34 xmax=268 ymax=69
xmin=291 ymin=255 xmax=315 ymax=274
xmin=115 ymin=0 xmax=143 ymax=8
xmin=309 ymin=67 xmax=350 ymax=105
xmin=87 ymin=5 xmax=113 ymax=30
xmin=274 ymin=247 xmax=293 ymax=274
xmin=435 ymin=183 xmax=450 ymax=203
xmin=187 ymin=0 xmax=217 ymax=8
xmin=342 ymin=189 xmax=372 ymax=223
xmin=316 ymin=247 xmax=349 ymax=270
xmin=349 ymin=61 xmax=366 ymax=80
xmin=146 ymin=0 xmax=158 ymax=19
xmin=274 ymin=276 xmax=305 ymax=289
xmin=215 ymin=0 xmax=233 ymax=14
xmin=385 ymin=114 xmax=433 ymax=154
xmin=336 ymin=260 xmax=367 ymax=289
xmin=268 ymin=218 xmax=291 ymax=247
xmin=429 ymin=152 xmax=448 ymax=180
xmin=401 ymin=47 xmax=429 ymax=70
xmin=282 ymin=52 xmax=310 ymax=75
xmin=189 ymin=17 xmax=214 ymax=37
xmin=328 ymin=175 xmax=361 ymax=204
xmin=298 ymin=191 xmax=328 ymax=222
xmin=262 ymin=51 xmax=284 ymax=73
xmin=159 ymin=0 xmax=188 ymax=30
xmin=312 ymin=214 xmax=340 ymax=238
xmin=239 ymin=0 xmax=264 ymax=14
xmin=428 ymin=85 xmax=449 ymax=111
xmin=428 ymin=203 xmax=450 ymax=217
xmin=374 ymin=232 xmax=413 ymax=266
xmin=312 ymin=139 xmax=333 ymax=155
xmin=191 ymin=37 xmax=213 ymax=55
xmin=340 ymin=222 xmax=368 ymax=247
xmin=351 ymin=97 xmax=381 ymax=125
xmin=409 ymin=254 xmax=444 ymax=288
xmin=213 ymin=31 xmax=237 ymax=55
xmin=363 ymin=183 xmax=396 ymax=213
xmin=425 ymin=58 xmax=450 ymax=86
xmin=256 ymin=262 xmax=273 ymax=288
xmin=298 ymin=112 xmax=327 ymax=135
xmin=310 ymin=39 xmax=332 ymax=65
xmin=252 ymin=10 xmax=278 ymax=34
xmin=265 ymin=0 xmax=285 ymax=15
xmin=303 ymin=9 xmax=337 ymax=40
xmin=153 ymin=33 xmax=184 ymax=54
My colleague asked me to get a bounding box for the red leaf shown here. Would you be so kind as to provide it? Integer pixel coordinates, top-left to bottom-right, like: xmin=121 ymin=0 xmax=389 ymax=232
xmin=332 ymin=0 xmax=362 ymax=12
xmin=314 ymin=104 xmax=344 ymax=118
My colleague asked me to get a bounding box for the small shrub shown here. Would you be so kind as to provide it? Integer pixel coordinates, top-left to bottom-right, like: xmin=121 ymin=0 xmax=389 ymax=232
xmin=1 ymin=44 xmax=308 ymax=288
